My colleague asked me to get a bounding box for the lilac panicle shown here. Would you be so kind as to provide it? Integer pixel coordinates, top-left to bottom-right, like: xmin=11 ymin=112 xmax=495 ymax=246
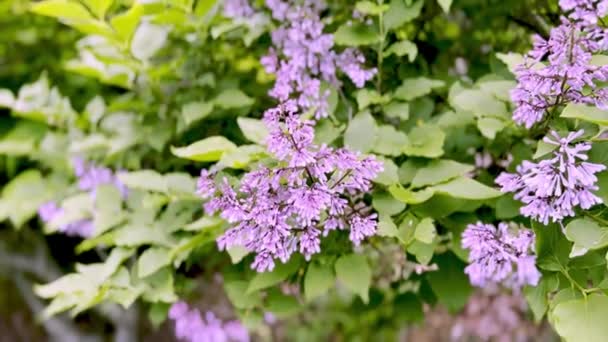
xmin=37 ymin=158 xmax=127 ymax=238
xmin=261 ymin=0 xmax=375 ymax=119
xmin=223 ymin=0 xmax=255 ymax=19
xmin=462 ymin=222 xmax=541 ymax=290
xmin=496 ymin=130 xmax=606 ymax=224
xmin=169 ymin=301 xmax=249 ymax=342
xmin=200 ymin=101 xmax=383 ymax=272
xmin=510 ymin=2 xmax=608 ymax=128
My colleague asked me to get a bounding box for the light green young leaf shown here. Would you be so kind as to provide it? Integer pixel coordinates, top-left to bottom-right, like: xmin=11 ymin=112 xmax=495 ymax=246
xmin=383 ymin=40 xmax=418 ymax=61
xmin=237 ymin=117 xmax=269 ymax=145
xmin=333 ymin=23 xmax=381 ymax=46
xmin=0 ymin=121 xmax=47 ymax=156
xmin=373 ymin=192 xmax=406 ymax=216
xmin=304 ymin=263 xmax=335 ymax=301
xmin=383 ymin=101 xmax=410 ymax=120
xmin=171 ymin=136 xmax=237 ymax=161
xmin=431 ymin=177 xmax=501 ymax=200
xmin=373 ymin=125 xmax=408 ymax=156
xmin=214 ymin=89 xmax=254 ymax=108
xmin=394 ymin=77 xmax=445 ymax=101
xmin=451 ymin=89 xmax=508 ymax=119
xmin=82 ymin=0 xmax=113 ymax=18
xmin=131 ymin=22 xmax=168 ymax=60
xmin=561 ymin=103 xmax=608 ymax=125
xmin=1 ymin=170 xmax=52 ymax=228
xmin=437 ymin=0 xmax=452 ymax=13
xmin=384 ymin=0 xmax=423 ymax=31
xmin=355 ymin=1 xmax=390 ymax=15
xmin=564 ymin=218 xmax=608 ymax=255
xmin=534 ymin=139 xmax=558 ymax=159
xmin=111 ymin=3 xmax=144 ymax=42
xmin=118 ymin=170 xmax=167 ymax=193
xmin=477 ymin=117 xmax=506 ymax=139
xmin=218 ymin=145 xmax=266 ymax=169
xmin=411 ymin=160 xmax=474 ymax=188
xmin=377 ymin=217 xmax=400 ymax=238
xmin=552 ymin=294 xmax=608 ymax=342
xmin=356 ymin=89 xmax=389 ymax=109
xmin=496 ymin=52 xmax=525 ymax=74
xmin=414 ymin=218 xmax=436 ymax=244
xmin=374 ymin=158 xmax=399 ymax=185
xmin=335 ymin=254 xmax=371 ymax=303
xmin=344 ymin=111 xmax=378 ymax=153
xmin=30 ymin=0 xmax=94 ymax=21
xmin=389 ymin=184 xmax=435 ymax=204
xmin=138 ymin=247 xmax=171 ymax=278
xmin=182 ymin=101 xmax=214 ymax=126
xmin=403 ymin=124 xmax=445 ymax=158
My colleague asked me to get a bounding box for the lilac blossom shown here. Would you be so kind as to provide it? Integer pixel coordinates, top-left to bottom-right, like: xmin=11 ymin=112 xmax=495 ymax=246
xmin=560 ymin=0 xmax=608 ymax=25
xmin=261 ymin=0 xmax=375 ymax=119
xmin=200 ymin=101 xmax=383 ymax=272
xmin=496 ymin=130 xmax=605 ymax=224
xmin=510 ymin=13 xmax=608 ymax=128
xmin=462 ymin=222 xmax=541 ymax=290
xmin=37 ymin=158 xmax=127 ymax=238
xmin=223 ymin=0 xmax=255 ymax=19
xmin=169 ymin=301 xmax=249 ymax=342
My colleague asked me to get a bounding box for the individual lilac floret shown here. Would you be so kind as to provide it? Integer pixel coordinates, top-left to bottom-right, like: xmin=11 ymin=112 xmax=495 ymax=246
xmin=223 ymin=0 xmax=255 ymax=19
xmin=462 ymin=222 xmax=541 ymax=290
xmin=560 ymin=0 xmax=608 ymax=25
xmin=199 ymin=101 xmax=383 ymax=272
xmin=511 ymin=18 xmax=608 ymax=128
xmin=261 ymin=0 xmax=375 ymax=119
xmin=37 ymin=202 xmax=94 ymax=238
xmin=169 ymin=301 xmax=249 ymax=342
xmin=496 ymin=130 xmax=606 ymax=224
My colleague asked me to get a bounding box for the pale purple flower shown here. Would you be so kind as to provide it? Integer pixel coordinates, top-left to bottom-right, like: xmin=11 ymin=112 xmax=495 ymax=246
xmin=37 ymin=202 xmax=94 ymax=238
xmin=496 ymin=130 xmax=606 ymax=224
xmin=169 ymin=301 xmax=249 ymax=342
xmin=223 ymin=0 xmax=255 ymax=18
xmin=560 ymin=0 xmax=608 ymax=25
xmin=462 ymin=222 xmax=541 ymax=290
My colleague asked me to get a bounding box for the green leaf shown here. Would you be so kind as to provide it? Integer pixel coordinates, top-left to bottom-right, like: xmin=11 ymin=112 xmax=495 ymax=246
xmin=383 ymin=101 xmax=410 ymax=120
xmin=377 ymin=217 xmax=400 ymax=238
xmin=561 ymin=103 xmax=608 ymax=125
xmin=477 ymin=117 xmax=506 ymax=139
xmin=344 ymin=111 xmax=378 ymax=153
xmin=213 ymin=89 xmax=254 ymax=108
xmin=266 ymin=291 xmax=302 ymax=317
xmin=1 ymin=170 xmax=52 ymax=228
xmin=225 ymin=281 xmax=262 ymax=309
xmin=333 ymin=23 xmax=381 ymax=46
xmin=564 ymin=218 xmax=608 ymax=257
xmin=247 ymin=256 xmax=302 ymax=294
xmin=451 ymin=88 xmax=508 ymax=119
xmin=383 ymin=40 xmax=417 ymax=61
xmin=356 ymin=89 xmax=389 ymax=109
xmin=171 ymin=136 xmax=237 ymax=162
xmin=335 ymin=254 xmax=371 ymax=303
xmin=237 ymin=117 xmax=269 ymax=145
xmin=0 ymin=121 xmax=47 ymax=156
xmin=431 ymin=177 xmax=501 ymax=200
xmin=372 ymin=125 xmax=408 ymax=156
xmin=355 ymin=1 xmax=390 ymax=15
xmin=534 ymin=221 xmax=571 ymax=271
xmin=138 ymin=247 xmax=171 ymax=278
xmin=182 ymin=101 xmax=214 ymax=126
xmin=92 ymin=185 xmax=125 ymax=235
xmin=82 ymin=0 xmax=113 ymax=18
xmin=496 ymin=52 xmax=524 ymax=74
xmin=111 ymin=3 xmax=144 ymax=42
xmin=495 ymin=195 xmax=522 ymax=219
xmin=408 ymin=240 xmax=435 ymax=265
xmin=411 ymin=160 xmax=474 ymax=188
xmin=394 ymin=77 xmax=445 ymax=101
xmin=552 ymin=294 xmax=608 ymax=342
xmin=218 ymin=145 xmax=266 ymax=169
xmin=534 ymin=139 xmax=558 ymax=159
xmin=384 ymin=0 xmax=423 ymax=31
xmin=227 ymin=246 xmax=249 ymax=264
xmin=426 ymin=253 xmax=473 ymax=312
xmin=304 ymin=263 xmax=335 ymax=301
xmin=437 ymin=0 xmax=452 ymax=13
xmin=30 ymin=0 xmax=94 ymax=21
xmin=403 ymin=124 xmax=445 ymax=158
xmin=118 ymin=170 xmax=167 ymax=193
xmin=524 ymin=274 xmax=559 ymax=323
xmin=374 ymin=158 xmax=399 ymax=185
xmin=131 ymin=19 xmax=169 ymax=59
xmin=414 ymin=218 xmax=436 ymax=244
xmin=372 ymin=192 xmax=406 ymax=216
xmin=389 ymin=184 xmax=434 ymax=204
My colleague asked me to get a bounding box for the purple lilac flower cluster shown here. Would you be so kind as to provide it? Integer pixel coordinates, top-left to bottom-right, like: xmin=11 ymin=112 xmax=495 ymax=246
xmin=169 ymin=301 xmax=249 ymax=342
xmin=510 ymin=1 xmax=608 ymax=128
xmin=223 ymin=0 xmax=255 ymax=19
xmin=261 ymin=0 xmax=375 ymax=119
xmin=462 ymin=222 xmax=541 ymax=290
xmin=199 ymin=101 xmax=382 ymax=272
xmin=37 ymin=158 xmax=127 ymax=238
xmin=496 ymin=130 xmax=606 ymax=224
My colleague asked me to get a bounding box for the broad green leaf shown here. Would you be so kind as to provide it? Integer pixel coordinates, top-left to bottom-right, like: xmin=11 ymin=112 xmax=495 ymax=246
xmin=0 ymin=121 xmax=47 ymax=156
xmin=383 ymin=40 xmax=417 ymax=61
xmin=333 ymin=23 xmax=381 ymax=46
xmin=237 ymin=117 xmax=269 ymax=145
xmin=374 ymin=158 xmax=399 ymax=185
xmin=227 ymin=246 xmax=249 ymax=264
xmin=183 ymin=216 xmax=223 ymax=232
xmin=266 ymin=291 xmax=302 ymax=317
xmin=111 ymin=4 xmax=144 ymax=42
xmin=384 ymin=0 xmax=423 ymax=31
xmin=344 ymin=111 xmax=377 ymax=153
xmin=377 ymin=217 xmax=400 ymax=238
xmin=0 ymin=89 xmax=15 ymax=107
xmin=524 ymin=274 xmax=559 ymax=323
xmin=403 ymin=124 xmax=445 ymax=158
xmin=30 ymin=0 xmax=94 ymax=21
xmin=389 ymin=184 xmax=435 ymax=204
xmin=414 ymin=218 xmax=436 ymax=244
xmin=431 ymin=177 xmax=501 ymax=200
xmin=564 ymin=218 xmax=608 ymax=256
xmin=335 ymin=254 xmax=371 ymax=303
xmin=138 ymin=247 xmax=171 ymax=278
xmin=534 ymin=221 xmax=571 ymax=271
xmin=408 ymin=240 xmax=435 ymax=265
xmin=394 ymin=77 xmax=445 ymax=101
xmin=451 ymin=89 xmax=508 ymax=119
xmin=411 ymin=160 xmax=474 ymax=188
xmin=225 ymin=281 xmax=262 ymax=309
xmin=383 ymin=101 xmax=410 ymax=120
xmin=372 ymin=192 xmax=406 ymax=216
xmin=478 ymin=80 xmax=516 ymax=102
xmin=426 ymin=253 xmax=472 ymax=312
xmin=82 ymin=0 xmax=113 ymax=18
xmin=496 ymin=52 xmax=524 ymax=74
xmin=552 ymin=294 xmax=608 ymax=342
xmin=372 ymin=125 xmax=408 ymax=156
xmin=118 ymin=170 xmax=167 ymax=193
xmin=131 ymin=22 xmax=168 ymax=60
xmin=93 ymin=185 xmax=125 ymax=235
xmin=534 ymin=139 xmax=558 ymax=159
xmin=1 ymin=170 xmax=52 ymax=228
xmin=356 ymin=89 xmax=389 ymax=109
xmin=477 ymin=117 xmax=506 ymax=139
xmin=182 ymin=101 xmax=214 ymax=126
xmin=437 ymin=0 xmax=452 ymax=13
xmin=304 ymin=263 xmax=335 ymax=301
xmin=495 ymin=195 xmax=522 ymax=219
xmin=214 ymin=89 xmax=254 ymax=108
xmin=561 ymin=103 xmax=608 ymax=125
xmin=355 ymin=1 xmax=390 ymax=15
xmin=218 ymin=145 xmax=266 ymax=169
xmin=171 ymin=136 xmax=237 ymax=161
xmin=247 ymin=256 xmax=302 ymax=294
